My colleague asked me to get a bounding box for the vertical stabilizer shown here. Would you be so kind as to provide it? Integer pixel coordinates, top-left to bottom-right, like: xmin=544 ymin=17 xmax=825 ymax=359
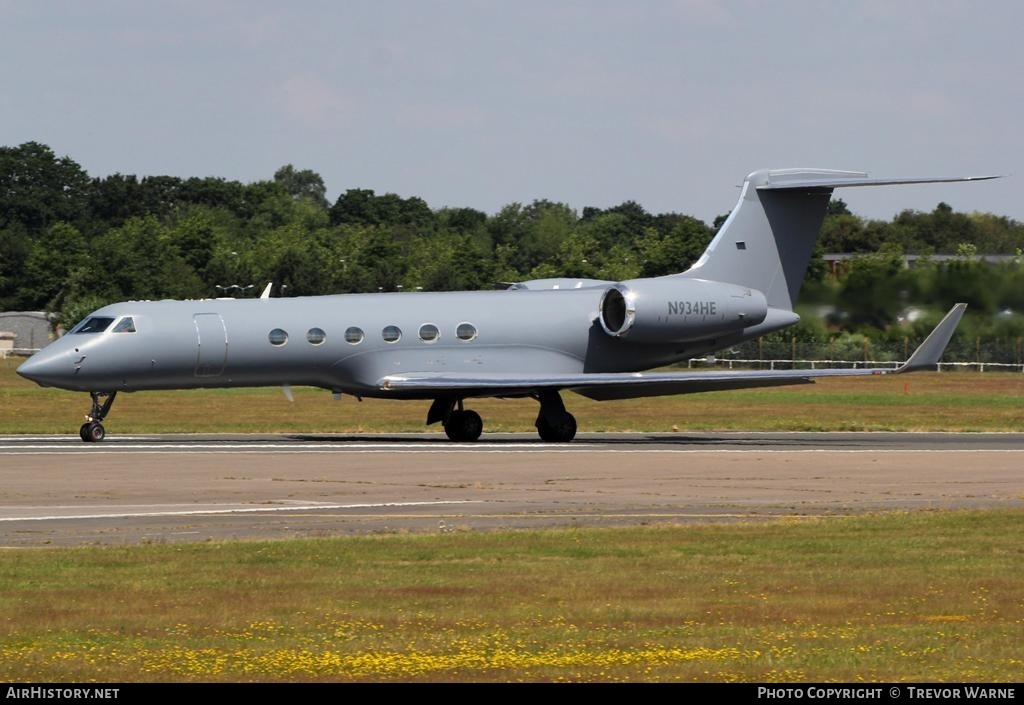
xmin=680 ymin=169 xmax=998 ymax=312
xmin=680 ymin=169 xmax=846 ymax=311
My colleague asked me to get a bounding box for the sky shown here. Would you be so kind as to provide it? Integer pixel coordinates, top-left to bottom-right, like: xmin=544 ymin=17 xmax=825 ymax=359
xmin=2 ymin=0 xmax=1022 ymax=223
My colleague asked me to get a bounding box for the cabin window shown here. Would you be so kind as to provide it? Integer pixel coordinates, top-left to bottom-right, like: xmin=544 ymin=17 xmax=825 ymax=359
xmin=418 ymin=323 xmax=440 ymax=343
xmin=456 ymin=322 xmax=477 ymax=341
xmin=72 ymin=317 xmax=115 ymax=334
xmin=344 ymin=327 xmax=364 ymax=345
xmin=382 ymin=325 xmax=402 ymax=343
xmin=306 ymin=327 xmax=326 ymax=345
xmin=112 ymin=317 xmax=136 ymax=333
xmin=268 ymin=328 xmax=288 ymax=346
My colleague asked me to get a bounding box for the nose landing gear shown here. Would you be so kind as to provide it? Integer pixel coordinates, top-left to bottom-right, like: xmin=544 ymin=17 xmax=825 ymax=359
xmin=79 ymin=391 xmax=116 ymax=443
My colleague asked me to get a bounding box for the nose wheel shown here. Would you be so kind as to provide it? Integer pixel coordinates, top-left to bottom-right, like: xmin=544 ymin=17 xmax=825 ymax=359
xmin=80 ymin=421 xmax=106 ymax=442
xmin=80 ymin=391 xmax=116 ymax=443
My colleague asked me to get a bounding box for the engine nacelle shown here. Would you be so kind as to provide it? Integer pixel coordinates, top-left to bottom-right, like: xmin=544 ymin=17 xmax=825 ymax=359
xmin=598 ymin=278 xmax=768 ymax=343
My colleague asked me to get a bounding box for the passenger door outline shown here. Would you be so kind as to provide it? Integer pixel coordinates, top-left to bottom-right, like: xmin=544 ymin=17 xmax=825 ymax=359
xmin=193 ymin=313 xmax=227 ymax=377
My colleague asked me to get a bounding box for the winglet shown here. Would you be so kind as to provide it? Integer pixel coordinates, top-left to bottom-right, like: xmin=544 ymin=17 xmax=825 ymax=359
xmin=896 ymin=304 xmax=967 ymax=373
xmin=259 ymin=282 xmax=273 ymax=300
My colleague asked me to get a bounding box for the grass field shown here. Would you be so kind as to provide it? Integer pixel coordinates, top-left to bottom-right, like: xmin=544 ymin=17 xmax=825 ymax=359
xmin=2 ymin=358 xmax=1022 ymax=433
xmin=3 ymin=358 xmax=1022 ymax=682
xmin=1 ymin=510 xmax=1021 ymax=682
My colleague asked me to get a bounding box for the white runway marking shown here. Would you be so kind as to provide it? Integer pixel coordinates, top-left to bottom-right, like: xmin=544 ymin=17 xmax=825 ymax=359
xmin=6 ymin=431 xmax=1020 ymax=440
xmin=2 ymin=436 xmax=155 ymax=442
xmin=3 ymin=433 xmax=1023 ymax=455
xmin=0 ymin=500 xmax=475 ymax=522
xmin=1 ymin=444 xmax=1023 ymax=455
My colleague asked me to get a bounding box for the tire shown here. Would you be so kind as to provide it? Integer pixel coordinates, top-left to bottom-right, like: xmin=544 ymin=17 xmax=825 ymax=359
xmin=80 ymin=423 xmax=92 ymax=442
xmin=444 ymin=410 xmax=483 ymax=442
xmin=536 ymin=412 xmax=577 ymax=443
xmin=85 ymin=422 xmax=106 ymax=443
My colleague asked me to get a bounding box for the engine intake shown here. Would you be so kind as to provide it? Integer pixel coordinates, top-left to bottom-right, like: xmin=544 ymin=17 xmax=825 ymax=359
xmin=599 ymin=278 xmax=768 ymax=343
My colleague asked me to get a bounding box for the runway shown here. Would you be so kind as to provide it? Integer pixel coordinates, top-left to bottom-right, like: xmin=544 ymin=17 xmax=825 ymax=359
xmin=1 ymin=432 xmax=1022 ymax=546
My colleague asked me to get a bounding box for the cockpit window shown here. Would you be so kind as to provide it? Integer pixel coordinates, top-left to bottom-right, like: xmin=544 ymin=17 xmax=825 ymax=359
xmin=112 ymin=317 xmax=136 ymax=333
xmin=72 ymin=317 xmax=115 ymax=334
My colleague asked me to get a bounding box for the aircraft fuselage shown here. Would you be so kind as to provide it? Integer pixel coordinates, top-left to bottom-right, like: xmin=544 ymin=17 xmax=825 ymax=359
xmin=20 ymin=286 xmax=778 ymax=399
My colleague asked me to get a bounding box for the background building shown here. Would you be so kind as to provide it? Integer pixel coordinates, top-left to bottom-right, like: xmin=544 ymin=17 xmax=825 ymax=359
xmin=0 ymin=311 xmax=53 ymax=356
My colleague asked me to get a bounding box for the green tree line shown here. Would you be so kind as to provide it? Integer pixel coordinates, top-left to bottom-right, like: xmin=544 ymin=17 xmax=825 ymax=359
xmin=2 ymin=141 xmax=1023 ymax=358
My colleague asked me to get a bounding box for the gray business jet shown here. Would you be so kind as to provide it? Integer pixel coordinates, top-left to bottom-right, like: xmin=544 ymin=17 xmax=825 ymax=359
xmin=17 ymin=168 xmax=994 ymax=443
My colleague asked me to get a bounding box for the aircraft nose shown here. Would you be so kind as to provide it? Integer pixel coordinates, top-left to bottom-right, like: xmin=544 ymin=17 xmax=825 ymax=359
xmin=16 ymin=348 xmax=71 ymax=387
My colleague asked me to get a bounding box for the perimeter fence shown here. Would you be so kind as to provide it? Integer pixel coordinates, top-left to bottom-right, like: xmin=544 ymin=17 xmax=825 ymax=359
xmin=682 ymin=333 xmax=1024 ymax=372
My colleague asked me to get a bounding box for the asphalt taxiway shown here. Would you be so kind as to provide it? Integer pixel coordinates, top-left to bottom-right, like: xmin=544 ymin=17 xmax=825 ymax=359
xmin=1 ymin=432 xmax=1022 ymax=546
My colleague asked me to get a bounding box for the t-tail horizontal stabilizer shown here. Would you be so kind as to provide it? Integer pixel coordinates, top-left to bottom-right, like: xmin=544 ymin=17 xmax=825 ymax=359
xmin=757 ymin=172 xmax=1001 ymax=191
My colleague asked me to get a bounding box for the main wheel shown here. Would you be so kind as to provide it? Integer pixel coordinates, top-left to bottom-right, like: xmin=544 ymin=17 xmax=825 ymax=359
xmin=536 ymin=412 xmax=577 ymax=443
xmin=444 ymin=410 xmax=483 ymax=442
xmin=79 ymin=423 xmax=92 ymax=442
xmin=84 ymin=421 xmax=105 ymax=443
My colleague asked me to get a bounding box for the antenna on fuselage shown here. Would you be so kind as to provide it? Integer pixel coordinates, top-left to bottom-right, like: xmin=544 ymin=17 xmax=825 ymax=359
xmin=259 ymin=282 xmax=273 ymax=300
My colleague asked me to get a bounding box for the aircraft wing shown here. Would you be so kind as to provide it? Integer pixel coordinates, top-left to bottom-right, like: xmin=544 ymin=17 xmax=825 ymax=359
xmin=379 ymin=304 xmax=966 ymax=401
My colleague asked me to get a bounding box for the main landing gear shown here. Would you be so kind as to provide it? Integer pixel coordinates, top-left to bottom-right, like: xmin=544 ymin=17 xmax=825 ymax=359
xmin=426 ymin=390 xmax=577 ymax=443
xmin=428 ymin=399 xmax=484 ymax=442
xmin=534 ymin=390 xmax=577 ymax=443
xmin=445 ymin=408 xmax=483 ymax=442
xmin=79 ymin=391 xmax=116 ymax=443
